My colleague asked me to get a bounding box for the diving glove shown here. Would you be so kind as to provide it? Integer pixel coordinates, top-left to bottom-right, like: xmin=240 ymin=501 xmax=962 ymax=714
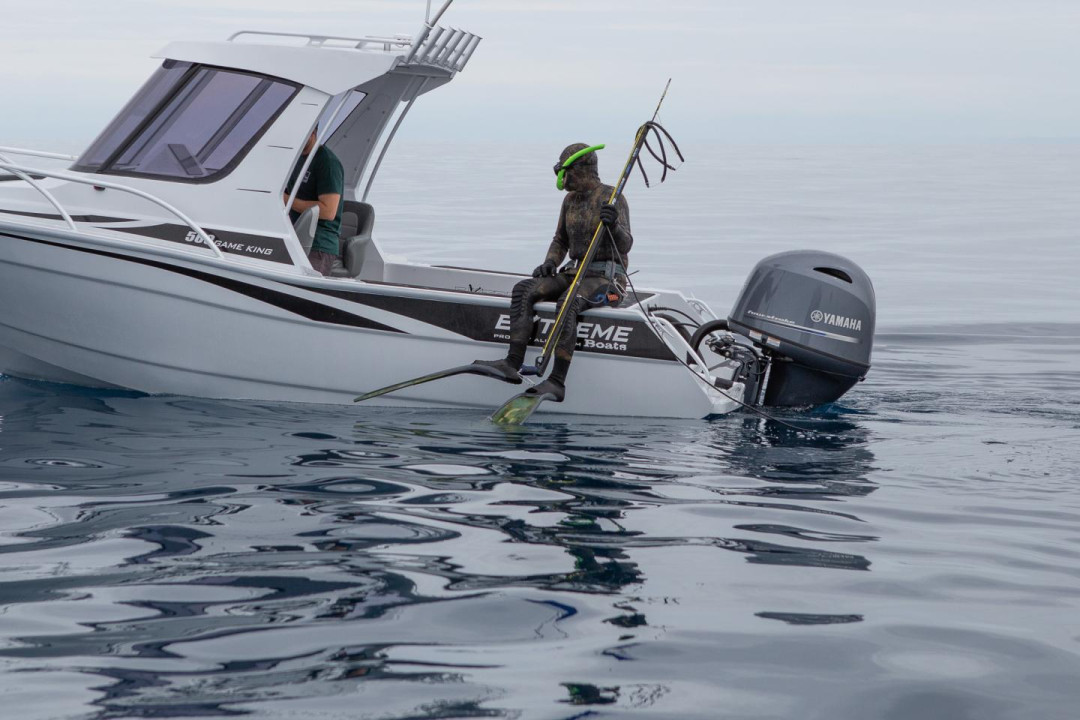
xmin=532 ymin=260 xmax=557 ymax=278
xmin=599 ymin=204 xmax=619 ymax=227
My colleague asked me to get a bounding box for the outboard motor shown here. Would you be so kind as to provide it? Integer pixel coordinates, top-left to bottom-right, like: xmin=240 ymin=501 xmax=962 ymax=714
xmin=728 ymin=250 xmax=875 ymax=406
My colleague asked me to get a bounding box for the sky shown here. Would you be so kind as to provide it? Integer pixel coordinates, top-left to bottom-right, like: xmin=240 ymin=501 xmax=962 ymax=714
xmin=3 ymin=0 xmax=1080 ymax=151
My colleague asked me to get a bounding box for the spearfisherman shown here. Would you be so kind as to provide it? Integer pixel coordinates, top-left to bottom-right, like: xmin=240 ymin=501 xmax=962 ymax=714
xmin=475 ymin=143 xmax=633 ymax=401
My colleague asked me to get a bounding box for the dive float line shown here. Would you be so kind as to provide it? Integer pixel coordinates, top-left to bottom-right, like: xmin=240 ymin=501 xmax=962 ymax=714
xmin=523 ymin=79 xmax=672 ymax=377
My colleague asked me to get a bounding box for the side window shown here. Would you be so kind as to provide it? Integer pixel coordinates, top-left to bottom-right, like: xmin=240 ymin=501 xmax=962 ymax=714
xmin=75 ymin=65 xmax=298 ymax=182
xmin=321 ymin=90 xmax=367 ymax=141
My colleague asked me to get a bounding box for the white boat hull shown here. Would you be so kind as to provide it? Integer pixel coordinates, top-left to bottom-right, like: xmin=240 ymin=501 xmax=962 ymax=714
xmin=0 ymin=225 xmax=741 ymax=419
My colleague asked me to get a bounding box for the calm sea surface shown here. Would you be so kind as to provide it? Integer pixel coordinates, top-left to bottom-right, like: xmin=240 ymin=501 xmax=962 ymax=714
xmin=1 ymin=145 xmax=1079 ymax=719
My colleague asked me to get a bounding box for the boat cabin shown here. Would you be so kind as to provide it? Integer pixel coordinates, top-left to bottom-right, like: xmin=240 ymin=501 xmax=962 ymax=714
xmin=0 ymin=25 xmax=481 ymax=282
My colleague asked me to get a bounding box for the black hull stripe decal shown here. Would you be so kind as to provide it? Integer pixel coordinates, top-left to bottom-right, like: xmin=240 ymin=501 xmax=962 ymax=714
xmin=308 ymin=286 xmax=678 ymax=362
xmin=116 ymin=224 xmax=292 ymax=265
xmin=1 ymin=232 xmax=403 ymax=334
xmin=0 ymin=175 xmax=46 ymax=183
xmin=2 ymin=209 xmax=133 ymax=223
xmin=1 ymin=212 xmax=293 ymax=264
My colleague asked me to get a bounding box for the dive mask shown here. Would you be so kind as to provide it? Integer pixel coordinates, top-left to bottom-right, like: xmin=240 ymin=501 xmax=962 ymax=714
xmin=555 ymin=144 xmax=605 ymax=191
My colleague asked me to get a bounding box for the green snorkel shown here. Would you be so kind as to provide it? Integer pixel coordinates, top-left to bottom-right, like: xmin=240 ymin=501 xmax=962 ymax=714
xmin=555 ymin=144 xmax=605 ymax=190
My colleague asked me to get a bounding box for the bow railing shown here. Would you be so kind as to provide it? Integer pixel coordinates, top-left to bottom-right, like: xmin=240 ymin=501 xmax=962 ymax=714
xmin=0 ymin=153 xmax=223 ymax=260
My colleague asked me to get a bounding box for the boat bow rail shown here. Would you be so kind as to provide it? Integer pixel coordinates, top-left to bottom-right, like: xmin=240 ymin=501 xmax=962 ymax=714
xmin=0 ymin=152 xmax=222 ymax=259
xmin=0 ymin=146 xmax=78 ymax=163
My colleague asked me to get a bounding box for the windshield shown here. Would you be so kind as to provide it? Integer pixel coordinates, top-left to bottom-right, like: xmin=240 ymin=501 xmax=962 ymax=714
xmin=74 ymin=62 xmax=298 ymax=182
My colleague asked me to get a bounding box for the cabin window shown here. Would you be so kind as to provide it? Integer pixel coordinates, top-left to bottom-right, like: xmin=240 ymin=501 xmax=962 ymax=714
xmin=75 ymin=60 xmax=193 ymax=172
xmin=73 ymin=63 xmax=298 ymax=182
xmin=320 ymin=90 xmax=367 ymax=140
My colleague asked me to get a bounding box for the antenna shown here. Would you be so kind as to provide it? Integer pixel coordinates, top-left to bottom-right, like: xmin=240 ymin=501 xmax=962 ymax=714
xmin=428 ymin=0 xmax=454 ymax=26
xmin=425 ymin=0 xmax=432 ymax=23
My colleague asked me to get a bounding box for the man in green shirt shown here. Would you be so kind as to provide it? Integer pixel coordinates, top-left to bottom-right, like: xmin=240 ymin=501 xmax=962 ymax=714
xmin=285 ymin=130 xmax=345 ymax=275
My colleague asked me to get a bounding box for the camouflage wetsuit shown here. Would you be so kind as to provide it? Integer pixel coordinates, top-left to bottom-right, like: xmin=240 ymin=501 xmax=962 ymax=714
xmin=484 ymin=143 xmax=633 ymax=398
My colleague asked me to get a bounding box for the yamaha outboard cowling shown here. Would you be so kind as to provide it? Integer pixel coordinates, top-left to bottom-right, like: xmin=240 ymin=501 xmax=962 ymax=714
xmin=728 ymin=250 xmax=875 ymax=406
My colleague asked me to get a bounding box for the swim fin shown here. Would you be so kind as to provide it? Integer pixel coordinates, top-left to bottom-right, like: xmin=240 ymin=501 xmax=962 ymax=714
xmin=490 ymin=379 xmax=564 ymax=425
xmin=354 ymin=361 xmax=521 ymax=403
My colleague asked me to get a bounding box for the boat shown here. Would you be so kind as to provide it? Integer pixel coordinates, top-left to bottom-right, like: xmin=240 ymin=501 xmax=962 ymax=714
xmin=0 ymin=5 xmax=876 ymax=420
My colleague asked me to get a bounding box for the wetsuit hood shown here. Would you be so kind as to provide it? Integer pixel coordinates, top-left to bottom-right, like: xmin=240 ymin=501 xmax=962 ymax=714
xmin=557 ymin=142 xmax=602 ymax=192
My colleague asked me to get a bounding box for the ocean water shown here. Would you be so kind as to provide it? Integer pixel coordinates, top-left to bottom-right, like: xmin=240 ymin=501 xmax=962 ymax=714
xmin=1 ymin=144 xmax=1079 ymax=719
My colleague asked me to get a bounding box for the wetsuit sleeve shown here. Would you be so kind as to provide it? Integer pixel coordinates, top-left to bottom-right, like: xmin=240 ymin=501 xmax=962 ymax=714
xmin=544 ymin=195 xmax=571 ymax=266
xmin=608 ymin=194 xmax=633 ymax=257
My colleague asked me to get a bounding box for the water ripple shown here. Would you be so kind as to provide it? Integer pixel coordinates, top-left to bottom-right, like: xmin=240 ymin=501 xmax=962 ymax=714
xmin=1 ymin=319 xmax=1079 ymax=717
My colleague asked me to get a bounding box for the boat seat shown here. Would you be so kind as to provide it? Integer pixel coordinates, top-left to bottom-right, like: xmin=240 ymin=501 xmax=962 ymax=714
xmin=293 ymin=205 xmax=318 ymax=254
xmin=329 ymin=201 xmax=375 ymax=278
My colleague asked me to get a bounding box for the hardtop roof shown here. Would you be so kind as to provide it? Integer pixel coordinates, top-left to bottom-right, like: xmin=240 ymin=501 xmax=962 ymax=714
xmin=153 ymin=41 xmax=399 ymax=95
xmin=153 ymin=27 xmax=479 ymax=95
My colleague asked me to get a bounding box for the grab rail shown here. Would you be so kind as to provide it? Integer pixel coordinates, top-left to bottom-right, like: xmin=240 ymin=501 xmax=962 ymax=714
xmin=227 ymin=25 xmax=481 ymax=74
xmin=0 ymin=158 xmax=223 ymax=260
xmin=228 ymin=30 xmax=414 ymax=52
xmin=227 ymin=0 xmax=480 ymax=71
xmin=0 ymin=146 xmax=78 ymax=162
